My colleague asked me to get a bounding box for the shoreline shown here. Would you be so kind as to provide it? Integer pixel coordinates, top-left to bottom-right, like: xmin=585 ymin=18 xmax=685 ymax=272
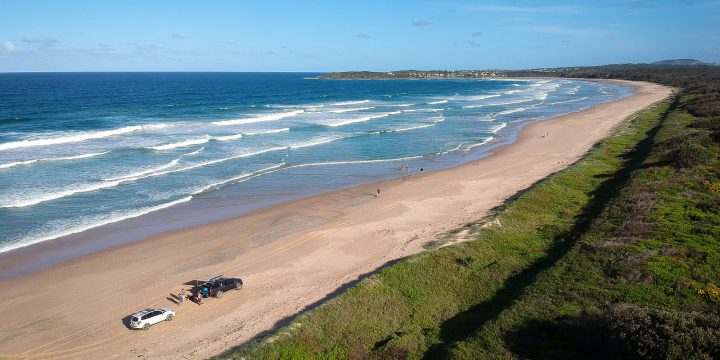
xmin=0 ymin=77 xmax=629 ymax=280
xmin=0 ymin=80 xmax=671 ymax=359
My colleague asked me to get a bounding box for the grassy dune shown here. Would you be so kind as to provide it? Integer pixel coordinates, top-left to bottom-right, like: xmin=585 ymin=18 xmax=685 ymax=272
xmin=221 ymin=68 xmax=720 ymax=359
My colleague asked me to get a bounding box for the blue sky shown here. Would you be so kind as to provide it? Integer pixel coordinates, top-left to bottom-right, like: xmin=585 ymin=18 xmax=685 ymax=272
xmin=0 ymin=0 xmax=718 ymax=72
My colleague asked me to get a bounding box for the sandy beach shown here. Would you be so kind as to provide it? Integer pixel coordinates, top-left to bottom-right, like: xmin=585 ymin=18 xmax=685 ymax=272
xmin=0 ymin=80 xmax=670 ymax=360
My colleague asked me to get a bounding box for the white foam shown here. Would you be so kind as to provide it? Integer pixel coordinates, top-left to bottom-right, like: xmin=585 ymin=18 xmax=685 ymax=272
xmin=465 ymin=137 xmax=494 ymax=150
xmin=504 ymin=89 xmax=522 ymax=95
xmin=403 ymin=108 xmax=445 ymax=113
xmin=183 ymin=147 xmax=205 ymax=156
xmin=150 ymin=135 xmax=211 ymax=150
xmin=498 ymin=107 xmax=528 ymax=116
xmin=392 ymin=123 xmax=436 ymax=132
xmin=103 ymin=159 xmax=180 ymax=181
xmin=490 ymin=123 xmax=507 ymax=133
xmin=243 ymin=128 xmax=290 ymax=136
xmin=437 ymin=143 xmax=464 ymax=155
xmin=1 ymin=179 xmax=127 ymax=208
xmin=547 ymin=96 xmax=589 ymax=106
xmin=0 ymin=124 xmax=169 ymax=152
xmin=1 ymin=147 xmax=288 ymax=208
xmin=289 ymin=136 xmax=343 ymax=149
xmin=145 ymin=146 xmax=288 ymax=179
xmin=330 ymin=100 xmax=370 ymax=106
xmin=192 ymin=163 xmax=285 ymax=195
xmin=0 ymin=196 xmax=192 ymax=253
xmin=329 ymin=106 xmax=375 ymax=114
xmin=210 ymin=110 xmax=304 ymax=126
xmin=214 ymin=133 xmax=244 ymax=142
xmin=289 ymin=155 xmax=424 ymax=168
xmin=480 ymin=98 xmax=535 ymax=107
xmin=325 ymin=111 xmax=402 ymax=127
xmin=465 ymin=94 xmax=501 ymax=101
xmin=0 ymin=152 xmax=108 ymax=170
xmin=427 ymin=99 xmax=448 ymax=105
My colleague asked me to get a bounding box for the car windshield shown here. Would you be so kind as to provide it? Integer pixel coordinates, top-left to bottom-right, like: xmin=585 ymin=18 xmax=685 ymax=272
xmin=131 ymin=317 xmax=139 ymax=322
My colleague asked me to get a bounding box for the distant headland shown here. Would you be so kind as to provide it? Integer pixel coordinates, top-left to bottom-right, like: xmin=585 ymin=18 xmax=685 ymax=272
xmin=319 ymin=60 xmax=717 ymax=80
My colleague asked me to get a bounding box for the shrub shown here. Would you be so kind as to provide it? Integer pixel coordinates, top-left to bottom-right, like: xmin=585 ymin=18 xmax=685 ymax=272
xmin=508 ymin=305 xmax=720 ymax=360
xmin=698 ymin=283 xmax=720 ymax=302
xmin=703 ymin=180 xmax=720 ymax=194
xmin=601 ymin=304 xmax=720 ymax=359
xmin=664 ymin=143 xmax=711 ymax=168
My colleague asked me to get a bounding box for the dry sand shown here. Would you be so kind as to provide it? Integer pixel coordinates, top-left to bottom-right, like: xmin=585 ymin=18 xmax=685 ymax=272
xmin=0 ymin=80 xmax=670 ymax=360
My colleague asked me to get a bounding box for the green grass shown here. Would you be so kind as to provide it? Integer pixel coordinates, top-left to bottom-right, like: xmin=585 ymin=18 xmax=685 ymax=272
xmin=218 ymin=81 xmax=720 ymax=359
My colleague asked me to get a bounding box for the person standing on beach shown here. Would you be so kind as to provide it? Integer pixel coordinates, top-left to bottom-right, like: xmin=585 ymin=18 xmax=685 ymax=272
xmin=196 ymin=290 xmax=203 ymax=305
xmin=377 ymin=188 xmax=381 ymax=197
xmin=178 ymin=289 xmax=185 ymax=306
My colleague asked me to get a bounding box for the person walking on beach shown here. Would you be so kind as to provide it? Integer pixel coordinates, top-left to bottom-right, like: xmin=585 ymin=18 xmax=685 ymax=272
xmin=196 ymin=290 xmax=203 ymax=305
xmin=376 ymin=188 xmax=381 ymax=197
xmin=178 ymin=289 xmax=185 ymax=306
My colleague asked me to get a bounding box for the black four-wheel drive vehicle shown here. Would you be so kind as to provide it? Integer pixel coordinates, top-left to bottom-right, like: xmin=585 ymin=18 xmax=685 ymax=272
xmin=198 ymin=275 xmax=243 ymax=298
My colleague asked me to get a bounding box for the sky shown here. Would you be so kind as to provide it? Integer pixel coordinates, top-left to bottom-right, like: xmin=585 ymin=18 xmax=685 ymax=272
xmin=0 ymin=0 xmax=718 ymax=72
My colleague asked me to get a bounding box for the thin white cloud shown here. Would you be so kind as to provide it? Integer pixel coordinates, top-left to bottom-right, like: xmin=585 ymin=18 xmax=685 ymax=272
xmin=353 ymin=33 xmax=371 ymax=38
xmin=412 ymin=19 xmax=433 ymax=26
xmin=21 ymin=36 xmax=60 ymax=46
xmin=524 ymin=25 xmax=609 ymax=37
xmin=468 ymin=40 xmax=481 ymax=47
xmin=452 ymin=4 xmax=581 ymax=13
xmin=172 ymin=32 xmax=188 ymax=39
xmin=472 ymin=32 xmax=483 ymax=37
xmin=1 ymin=41 xmax=16 ymax=52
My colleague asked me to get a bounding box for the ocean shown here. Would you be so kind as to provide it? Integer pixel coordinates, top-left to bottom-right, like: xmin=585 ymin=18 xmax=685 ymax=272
xmin=0 ymin=73 xmax=633 ymax=258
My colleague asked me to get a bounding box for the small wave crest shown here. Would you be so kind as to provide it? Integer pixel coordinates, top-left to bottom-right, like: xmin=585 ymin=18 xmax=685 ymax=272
xmin=546 ymin=96 xmax=589 ymax=106
xmin=211 ymin=110 xmax=304 ymax=126
xmin=498 ymin=107 xmax=528 ymax=116
xmin=329 ymin=106 xmax=374 ymax=114
xmin=330 ymin=100 xmax=370 ymax=106
xmin=1 ymin=147 xmax=288 ymax=208
xmin=289 ymin=155 xmax=424 ymax=169
xmin=103 ymin=159 xmax=180 ymax=181
xmin=243 ymin=128 xmax=290 ymax=136
xmin=325 ymin=110 xmax=402 ymax=127
xmin=214 ymin=133 xmax=244 ymax=142
xmin=0 ymin=124 xmax=169 ymax=152
xmin=289 ymin=136 xmax=343 ymax=149
xmin=490 ymin=123 xmax=507 ymax=133
xmin=0 ymin=196 xmax=192 ymax=253
xmin=465 ymin=137 xmax=494 ymax=151
xmin=0 ymin=151 xmax=108 ymax=170
xmin=150 ymin=136 xmax=211 ymax=151
xmin=191 ymin=163 xmax=285 ymax=195
xmin=427 ymin=99 xmax=448 ymax=105
xmin=183 ymin=147 xmax=205 ymax=156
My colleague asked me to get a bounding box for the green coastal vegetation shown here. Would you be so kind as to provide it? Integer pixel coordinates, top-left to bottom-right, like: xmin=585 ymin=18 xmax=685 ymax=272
xmin=221 ymin=65 xmax=720 ymax=359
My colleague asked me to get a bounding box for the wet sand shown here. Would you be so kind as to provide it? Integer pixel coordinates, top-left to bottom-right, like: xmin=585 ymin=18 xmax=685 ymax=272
xmin=0 ymin=80 xmax=670 ymax=359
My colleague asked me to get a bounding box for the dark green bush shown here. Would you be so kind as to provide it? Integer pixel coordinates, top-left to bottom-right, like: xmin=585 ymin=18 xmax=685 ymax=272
xmin=657 ymin=131 xmax=709 ymax=150
xmin=689 ymin=117 xmax=720 ymax=131
xmin=602 ymin=304 xmax=720 ymax=360
xmin=664 ymin=143 xmax=711 ymax=168
xmin=506 ymin=305 xmax=720 ymax=360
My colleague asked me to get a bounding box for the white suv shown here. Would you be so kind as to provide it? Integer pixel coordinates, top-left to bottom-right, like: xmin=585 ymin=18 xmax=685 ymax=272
xmin=129 ymin=308 xmax=175 ymax=330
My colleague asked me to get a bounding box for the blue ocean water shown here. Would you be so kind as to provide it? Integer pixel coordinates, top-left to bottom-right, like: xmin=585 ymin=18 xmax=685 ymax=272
xmin=0 ymin=73 xmax=633 ymax=254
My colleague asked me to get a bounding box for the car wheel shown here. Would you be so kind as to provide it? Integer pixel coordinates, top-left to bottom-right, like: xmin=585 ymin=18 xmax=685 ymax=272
xmin=236 ymin=282 xmax=243 ymax=290
xmin=216 ymin=290 xmax=223 ymax=298
xmin=142 ymin=323 xmax=150 ymax=330
xmin=166 ymin=314 xmax=174 ymax=322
